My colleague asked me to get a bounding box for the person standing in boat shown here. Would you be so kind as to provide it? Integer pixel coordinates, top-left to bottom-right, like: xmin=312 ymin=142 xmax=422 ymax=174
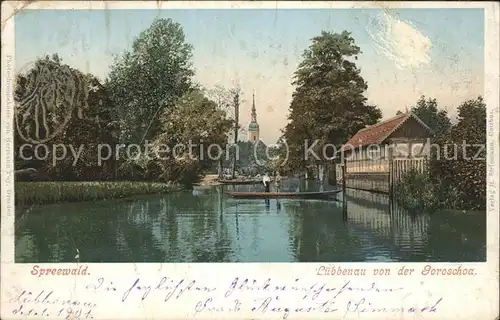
xmin=262 ymin=172 xmax=271 ymax=192
xmin=275 ymin=171 xmax=281 ymax=192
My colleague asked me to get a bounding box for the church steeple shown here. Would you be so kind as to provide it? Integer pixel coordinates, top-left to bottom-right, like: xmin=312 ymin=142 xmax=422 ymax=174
xmin=251 ymin=91 xmax=257 ymax=122
xmin=248 ymin=90 xmax=260 ymax=142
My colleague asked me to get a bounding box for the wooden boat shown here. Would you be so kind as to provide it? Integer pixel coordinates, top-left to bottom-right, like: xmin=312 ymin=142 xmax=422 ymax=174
xmin=218 ymin=179 xmax=262 ymax=185
xmin=225 ymin=189 xmax=342 ymax=199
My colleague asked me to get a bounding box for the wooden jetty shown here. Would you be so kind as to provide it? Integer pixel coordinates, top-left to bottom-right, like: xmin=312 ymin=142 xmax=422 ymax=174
xmin=225 ymin=189 xmax=342 ymax=199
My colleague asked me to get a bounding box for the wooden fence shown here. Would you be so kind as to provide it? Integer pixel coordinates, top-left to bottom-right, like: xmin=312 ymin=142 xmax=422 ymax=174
xmin=390 ymin=158 xmax=427 ymax=185
xmin=333 ymin=157 xmax=428 ymax=195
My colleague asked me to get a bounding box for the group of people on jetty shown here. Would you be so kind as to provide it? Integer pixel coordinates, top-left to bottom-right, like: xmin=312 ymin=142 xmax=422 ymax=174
xmin=262 ymin=172 xmax=281 ymax=193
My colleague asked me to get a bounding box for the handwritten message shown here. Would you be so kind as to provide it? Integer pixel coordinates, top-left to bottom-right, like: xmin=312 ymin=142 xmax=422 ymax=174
xmin=2 ymin=264 xmax=471 ymax=319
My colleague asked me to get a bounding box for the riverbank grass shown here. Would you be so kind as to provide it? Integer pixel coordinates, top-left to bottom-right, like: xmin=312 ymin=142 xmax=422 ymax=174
xmin=15 ymin=181 xmax=182 ymax=205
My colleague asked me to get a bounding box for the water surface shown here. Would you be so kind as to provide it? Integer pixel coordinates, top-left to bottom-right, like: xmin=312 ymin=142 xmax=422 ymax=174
xmin=15 ymin=179 xmax=486 ymax=263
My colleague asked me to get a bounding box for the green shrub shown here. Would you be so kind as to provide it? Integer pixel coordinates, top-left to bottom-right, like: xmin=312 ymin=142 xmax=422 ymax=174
xmin=394 ymin=169 xmax=445 ymax=214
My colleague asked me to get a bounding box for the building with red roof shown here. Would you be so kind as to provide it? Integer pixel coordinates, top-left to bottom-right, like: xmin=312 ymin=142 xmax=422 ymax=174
xmin=333 ymin=112 xmax=432 ymax=193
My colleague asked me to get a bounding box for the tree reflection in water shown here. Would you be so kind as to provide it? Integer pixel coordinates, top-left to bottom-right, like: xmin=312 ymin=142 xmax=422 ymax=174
xmin=15 ymin=180 xmax=486 ymax=263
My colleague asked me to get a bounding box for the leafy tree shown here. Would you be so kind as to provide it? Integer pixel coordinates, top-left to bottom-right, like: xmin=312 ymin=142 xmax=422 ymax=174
xmin=396 ymin=96 xmax=486 ymax=212
xmin=282 ymin=31 xmax=382 ymax=172
xmin=14 ymin=54 xmax=118 ymax=181
xmin=410 ymin=95 xmax=452 ymax=138
xmin=107 ymin=18 xmax=195 ymax=145
xmin=152 ymin=90 xmax=233 ymax=184
xmin=56 ymin=74 xmax=119 ymax=180
xmin=272 ymin=137 xmax=293 ymax=175
xmin=410 ymin=96 xmax=452 ymax=194
xmin=14 ymin=54 xmax=89 ymax=146
xmin=207 ymin=84 xmax=234 ymax=118
xmin=263 ymin=143 xmax=286 ymax=175
xmin=442 ymin=97 xmax=486 ymax=210
xmin=223 ymin=140 xmax=269 ymax=176
xmin=206 ymin=84 xmax=241 ymax=178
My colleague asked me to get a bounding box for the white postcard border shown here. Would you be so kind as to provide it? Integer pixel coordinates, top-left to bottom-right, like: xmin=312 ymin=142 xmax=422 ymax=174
xmin=1 ymin=2 xmax=499 ymax=320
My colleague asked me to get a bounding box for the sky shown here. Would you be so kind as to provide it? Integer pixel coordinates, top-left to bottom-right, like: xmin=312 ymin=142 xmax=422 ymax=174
xmin=15 ymin=8 xmax=484 ymax=144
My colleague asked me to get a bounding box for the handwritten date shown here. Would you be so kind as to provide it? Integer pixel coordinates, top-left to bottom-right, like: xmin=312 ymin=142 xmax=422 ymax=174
xmin=11 ymin=304 xmax=94 ymax=319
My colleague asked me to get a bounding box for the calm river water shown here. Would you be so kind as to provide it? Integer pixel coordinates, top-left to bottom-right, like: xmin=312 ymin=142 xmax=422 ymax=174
xmin=15 ymin=179 xmax=486 ymax=263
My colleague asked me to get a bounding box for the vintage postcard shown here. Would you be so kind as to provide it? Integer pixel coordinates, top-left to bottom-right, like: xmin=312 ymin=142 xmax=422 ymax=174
xmin=1 ymin=1 xmax=499 ymax=319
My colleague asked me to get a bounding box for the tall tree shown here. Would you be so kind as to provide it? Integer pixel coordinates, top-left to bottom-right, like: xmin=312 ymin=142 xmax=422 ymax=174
xmin=14 ymin=54 xmax=118 ymax=181
xmin=283 ymin=31 xmax=382 ymax=172
xmin=14 ymin=53 xmax=89 ymax=146
xmin=428 ymin=96 xmax=486 ymax=210
xmin=107 ymin=18 xmax=195 ymax=145
xmin=152 ymin=90 xmax=233 ymax=184
xmin=448 ymin=97 xmax=486 ymax=210
xmin=59 ymin=74 xmax=119 ymax=180
xmin=411 ymin=95 xmax=452 ymax=138
xmin=207 ymin=84 xmax=233 ymax=117
xmin=206 ymin=85 xmax=240 ymax=179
